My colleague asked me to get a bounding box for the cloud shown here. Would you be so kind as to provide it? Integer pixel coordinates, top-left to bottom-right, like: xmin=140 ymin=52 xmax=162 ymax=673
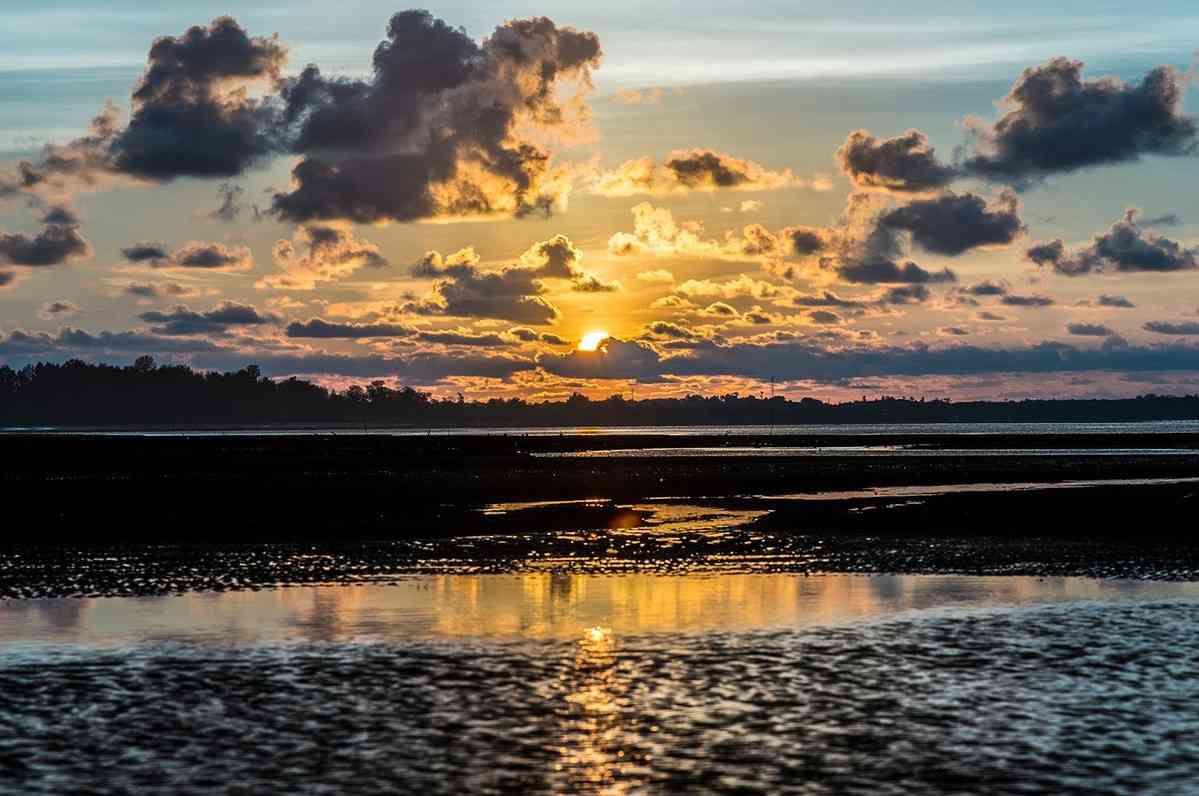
xmin=114 ymin=280 xmax=202 ymax=300
xmin=645 ymin=321 xmax=700 ymax=340
xmin=37 ymin=301 xmax=81 ymax=320
xmin=1097 ymin=294 xmax=1135 ymax=308
xmin=0 ymin=327 xmax=223 ymax=357
xmin=1002 ymin=294 xmax=1055 ymax=307
xmin=1026 ymin=209 xmax=1198 ymax=276
xmin=121 ymin=241 xmax=253 ymax=271
xmin=608 ymin=202 xmax=802 ymax=263
xmin=878 ymin=190 xmax=1025 ymax=256
xmin=1067 ymin=322 xmax=1115 ymax=337
xmin=139 ymin=301 xmax=280 ymax=335
xmin=963 ymin=58 xmax=1197 ymax=184
xmin=208 ymin=183 xmax=251 ymax=222
xmin=538 ymin=337 xmax=665 ymax=380
xmin=836 ymin=129 xmax=958 ymax=193
xmin=635 ymin=269 xmax=675 ymax=284
xmin=0 ymin=206 xmax=92 ymax=267
xmin=1144 ymin=320 xmax=1199 ymax=335
xmin=699 ymin=301 xmax=739 ymax=318
xmin=272 ymin=12 xmax=601 ymax=223
xmin=781 ymin=291 xmax=867 ymax=310
xmin=591 ymin=149 xmax=803 ymax=196
xmin=407 ymin=234 xmax=611 ymax=324
xmin=879 ymin=285 xmax=932 ymax=305
xmin=285 ymin=319 xmax=415 ymax=339
xmin=8 ymin=18 xmax=285 ymax=193
xmin=964 ymin=280 xmax=1009 ymax=296
xmin=258 ymin=223 xmax=388 ymax=290
xmin=674 ymin=274 xmax=790 ymax=301
xmin=837 ymin=259 xmax=956 ymax=285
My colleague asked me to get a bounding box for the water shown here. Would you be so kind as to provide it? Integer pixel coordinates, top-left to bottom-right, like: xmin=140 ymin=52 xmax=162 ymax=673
xmin=536 ymin=446 xmax=1199 ymax=458
xmin=5 ymin=420 xmax=1199 ymax=436
xmin=4 ymin=575 xmax=1199 ymax=793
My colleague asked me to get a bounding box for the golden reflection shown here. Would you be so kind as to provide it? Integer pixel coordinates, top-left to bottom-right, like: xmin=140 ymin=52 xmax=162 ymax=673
xmin=558 ymin=625 xmax=627 ymax=793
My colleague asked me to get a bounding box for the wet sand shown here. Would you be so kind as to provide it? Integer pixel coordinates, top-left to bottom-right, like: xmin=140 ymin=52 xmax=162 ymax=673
xmin=2 ymin=433 xmax=1198 ymax=598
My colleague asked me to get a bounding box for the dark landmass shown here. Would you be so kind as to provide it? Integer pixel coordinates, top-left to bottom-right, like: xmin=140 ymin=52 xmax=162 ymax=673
xmin=5 ymin=358 xmax=1199 ymax=426
xmin=2 ymin=432 xmax=1198 ymax=598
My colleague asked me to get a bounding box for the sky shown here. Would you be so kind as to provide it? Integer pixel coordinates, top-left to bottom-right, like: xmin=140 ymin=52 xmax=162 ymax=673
xmin=2 ymin=2 xmax=1199 ymax=401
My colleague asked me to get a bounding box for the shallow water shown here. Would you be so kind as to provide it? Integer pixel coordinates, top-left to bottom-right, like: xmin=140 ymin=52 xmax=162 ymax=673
xmin=7 ymin=420 xmax=1199 ymax=436
xmin=2 ymin=577 xmax=1198 ymax=794
xmin=535 ymin=446 xmax=1199 ymax=458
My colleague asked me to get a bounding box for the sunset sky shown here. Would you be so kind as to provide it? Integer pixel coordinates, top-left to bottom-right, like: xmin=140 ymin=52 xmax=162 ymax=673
xmin=3 ymin=2 xmax=1199 ymax=401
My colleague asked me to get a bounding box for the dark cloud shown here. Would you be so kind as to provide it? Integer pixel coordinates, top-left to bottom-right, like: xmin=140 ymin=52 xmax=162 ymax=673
xmin=1144 ymin=320 xmax=1199 ymax=335
xmin=209 ymin=183 xmax=249 ymax=221
xmin=1027 ymin=210 xmax=1198 ymax=276
xmin=965 ymin=280 xmax=1009 ymax=296
xmin=286 ymin=319 xmax=415 ymax=339
xmin=784 ymin=291 xmax=866 ymax=309
xmin=110 ymin=17 xmax=287 ymax=180
xmin=507 ymin=327 xmax=539 ymax=342
xmin=140 ymin=301 xmax=279 ymax=335
xmin=1097 ymin=294 xmax=1135 ymax=308
xmin=37 ymin=301 xmax=81 ymax=320
xmin=533 ymin=334 xmax=1199 ymax=384
xmin=879 ymin=191 xmax=1024 ymax=256
xmin=788 ymin=228 xmax=826 ymax=256
xmin=0 ymin=207 xmax=91 ymax=267
xmin=539 ymin=333 xmax=569 ymax=346
xmin=879 ymin=285 xmax=932 ymax=305
xmin=272 ymin=11 xmax=601 ymax=223
xmin=1002 ymin=294 xmax=1055 ymax=307
xmin=121 ymin=242 xmax=171 ymax=263
xmin=0 ymin=271 xmax=15 ymax=288
xmin=122 ymin=241 xmax=253 ymax=270
xmin=121 ymin=281 xmax=198 ymax=300
xmin=1067 ymin=322 xmax=1115 ymax=337
xmin=836 ymin=129 xmax=958 ymax=192
xmin=189 ymin=351 xmax=537 ymax=383
xmin=808 ymin=310 xmax=842 ymax=324
xmin=964 ymin=58 xmax=1198 ymax=184
xmin=1140 ymin=213 xmax=1181 ymax=228
xmin=0 ymin=327 xmax=223 ymax=357
xmin=416 ymin=330 xmax=507 ymax=346
xmin=837 ymin=259 xmax=955 ymax=285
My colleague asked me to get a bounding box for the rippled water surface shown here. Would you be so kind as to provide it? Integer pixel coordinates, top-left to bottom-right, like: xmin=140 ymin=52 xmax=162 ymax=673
xmin=4 ymin=574 xmax=1199 ymax=793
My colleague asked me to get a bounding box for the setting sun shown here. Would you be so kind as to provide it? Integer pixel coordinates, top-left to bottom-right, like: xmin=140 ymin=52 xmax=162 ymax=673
xmin=578 ymin=331 xmax=610 ymax=352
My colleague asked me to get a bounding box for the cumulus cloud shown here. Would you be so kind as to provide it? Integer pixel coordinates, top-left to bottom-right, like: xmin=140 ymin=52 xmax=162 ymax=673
xmin=963 ymin=58 xmax=1198 ymax=184
xmin=139 ymin=301 xmax=280 ymax=335
xmin=1067 ymin=322 xmax=1115 ymax=337
xmin=257 ymin=223 xmax=388 ymax=290
xmin=878 ymin=190 xmax=1025 ymax=256
xmin=1002 ymin=293 xmax=1055 ymax=307
xmin=1097 ymin=294 xmax=1135 ymax=308
xmin=591 ymin=149 xmax=804 ymax=196
xmin=836 ymin=129 xmax=958 ymax=193
xmin=406 ymin=234 xmax=612 ymax=324
xmin=1144 ymin=320 xmax=1199 ymax=335
xmin=635 ymin=269 xmax=675 ymax=284
xmin=964 ymin=280 xmax=1010 ymax=297
xmin=0 ymin=206 xmax=92 ymax=268
xmin=272 ymin=11 xmax=601 ymax=223
xmin=118 ymin=281 xmax=204 ymax=300
xmin=1026 ymin=209 xmax=1198 ymax=276
xmin=122 ymin=241 xmax=253 ymax=271
xmin=608 ymin=202 xmax=802 ymax=263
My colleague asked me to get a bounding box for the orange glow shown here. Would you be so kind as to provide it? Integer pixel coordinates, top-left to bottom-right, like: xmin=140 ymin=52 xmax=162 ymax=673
xmin=577 ymin=331 xmax=610 ymax=351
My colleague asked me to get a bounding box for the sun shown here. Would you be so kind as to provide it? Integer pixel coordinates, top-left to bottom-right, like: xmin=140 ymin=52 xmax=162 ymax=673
xmin=578 ymin=331 xmax=610 ymax=351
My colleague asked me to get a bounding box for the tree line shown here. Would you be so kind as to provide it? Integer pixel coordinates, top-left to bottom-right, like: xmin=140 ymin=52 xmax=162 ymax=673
xmin=3 ymin=357 xmax=1199 ymax=427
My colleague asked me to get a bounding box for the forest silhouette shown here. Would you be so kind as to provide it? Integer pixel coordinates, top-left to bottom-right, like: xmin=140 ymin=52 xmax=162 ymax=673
xmin=3 ymin=357 xmax=1199 ymax=427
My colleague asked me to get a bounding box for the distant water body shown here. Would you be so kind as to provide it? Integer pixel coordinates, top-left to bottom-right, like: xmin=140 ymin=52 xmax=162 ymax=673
xmin=6 ymin=420 xmax=1199 ymax=436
